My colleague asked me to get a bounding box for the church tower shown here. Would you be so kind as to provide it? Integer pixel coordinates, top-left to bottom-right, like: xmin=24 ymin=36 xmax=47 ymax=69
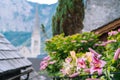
xmin=31 ymin=6 xmax=40 ymax=57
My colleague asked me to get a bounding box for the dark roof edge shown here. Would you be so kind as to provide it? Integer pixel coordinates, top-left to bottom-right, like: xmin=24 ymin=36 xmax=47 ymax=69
xmin=92 ymin=17 xmax=120 ymax=32
xmin=0 ymin=65 xmax=32 ymax=76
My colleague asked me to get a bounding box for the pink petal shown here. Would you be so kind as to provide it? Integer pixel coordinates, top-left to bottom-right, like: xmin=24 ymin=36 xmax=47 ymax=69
xmin=60 ymin=69 xmax=66 ymax=75
xmin=86 ymin=78 xmax=100 ymax=80
xmin=114 ymin=48 xmax=120 ymax=60
xmin=118 ymin=28 xmax=120 ymax=32
xmin=108 ymin=31 xmax=118 ymax=36
xmin=100 ymin=42 xmax=107 ymax=46
xmin=77 ymin=58 xmax=86 ymax=69
xmin=40 ymin=63 xmax=48 ymax=70
xmin=40 ymin=61 xmax=47 ymax=66
xmin=49 ymin=61 xmax=56 ymax=64
xmin=92 ymin=56 xmax=99 ymax=63
xmin=100 ymin=60 xmax=106 ymax=67
xmin=69 ymin=72 xmax=79 ymax=78
xmin=90 ymin=67 xmax=95 ymax=74
xmin=88 ymin=48 xmax=101 ymax=58
xmin=43 ymin=56 xmax=51 ymax=61
xmin=90 ymin=66 xmax=103 ymax=75
xmin=84 ymin=68 xmax=90 ymax=73
xmin=97 ymin=68 xmax=102 ymax=75
xmin=65 ymin=57 xmax=72 ymax=63
xmin=107 ymin=40 xmax=116 ymax=44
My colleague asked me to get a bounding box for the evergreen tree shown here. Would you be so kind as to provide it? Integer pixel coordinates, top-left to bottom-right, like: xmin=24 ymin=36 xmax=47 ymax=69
xmin=52 ymin=0 xmax=85 ymax=36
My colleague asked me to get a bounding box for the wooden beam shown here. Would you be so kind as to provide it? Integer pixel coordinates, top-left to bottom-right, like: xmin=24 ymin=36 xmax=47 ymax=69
xmin=6 ymin=69 xmax=33 ymax=80
xmin=92 ymin=18 xmax=120 ymax=35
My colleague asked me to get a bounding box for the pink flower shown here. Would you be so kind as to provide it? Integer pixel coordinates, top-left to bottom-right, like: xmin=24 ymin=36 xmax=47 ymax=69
xmin=88 ymin=48 xmax=101 ymax=58
xmin=60 ymin=69 xmax=67 ymax=75
xmin=100 ymin=42 xmax=107 ymax=46
xmin=40 ymin=64 xmax=48 ymax=70
xmin=49 ymin=61 xmax=56 ymax=64
xmin=81 ymin=40 xmax=87 ymax=43
xmin=107 ymin=40 xmax=116 ymax=44
xmin=118 ymin=28 xmax=120 ymax=32
xmin=65 ymin=57 xmax=72 ymax=63
xmin=43 ymin=56 xmax=50 ymax=61
xmin=40 ymin=61 xmax=47 ymax=66
xmin=90 ymin=66 xmax=103 ymax=75
xmin=90 ymin=57 xmax=106 ymax=75
xmin=77 ymin=58 xmax=86 ymax=69
xmin=95 ymin=40 xmax=116 ymax=47
xmin=84 ymin=68 xmax=90 ymax=73
xmin=40 ymin=61 xmax=48 ymax=70
xmin=69 ymin=72 xmax=79 ymax=78
xmin=108 ymin=31 xmax=118 ymax=36
xmin=95 ymin=41 xmax=107 ymax=46
xmin=114 ymin=48 xmax=120 ymax=60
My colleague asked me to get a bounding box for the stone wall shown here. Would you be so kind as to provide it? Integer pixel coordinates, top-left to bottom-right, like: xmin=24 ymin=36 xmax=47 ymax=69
xmin=83 ymin=0 xmax=120 ymax=31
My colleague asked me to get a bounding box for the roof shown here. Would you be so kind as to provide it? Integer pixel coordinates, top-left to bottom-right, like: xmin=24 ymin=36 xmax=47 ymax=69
xmin=92 ymin=18 xmax=120 ymax=35
xmin=0 ymin=33 xmax=32 ymax=74
xmin=0 ymin=33 xmax=44 ymax=80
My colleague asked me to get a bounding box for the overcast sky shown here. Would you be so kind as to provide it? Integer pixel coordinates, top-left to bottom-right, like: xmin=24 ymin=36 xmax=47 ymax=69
xmin=27 ymin=0 xmax=58 ymax=4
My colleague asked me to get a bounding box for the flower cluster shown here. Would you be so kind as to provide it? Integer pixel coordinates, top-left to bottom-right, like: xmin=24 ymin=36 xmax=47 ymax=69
xmin=40 ymin=28 xmax=120 ymax=80
xmin=40 ymin=56 xmax=56 ymax=70
xmin=60 ymin=48 xmax=106 ymax=78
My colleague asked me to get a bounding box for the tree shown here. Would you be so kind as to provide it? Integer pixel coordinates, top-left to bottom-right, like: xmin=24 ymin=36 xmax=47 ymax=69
xmin=41 ymin=24 xmax=48 ymax=38
xmin=52 ymin=0 xmax=85 ymax=36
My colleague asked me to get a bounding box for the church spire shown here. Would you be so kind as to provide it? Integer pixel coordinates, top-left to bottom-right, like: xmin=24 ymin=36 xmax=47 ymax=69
xmin=33 ymin=5 xmax=40 ymax=34
xmin=31 ymin=5 xmax=41 ymax=57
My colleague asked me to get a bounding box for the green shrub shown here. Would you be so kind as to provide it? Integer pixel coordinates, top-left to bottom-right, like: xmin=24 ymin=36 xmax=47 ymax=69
xmin=40 ymin=29 xmax=120 ymax=79
xmin=44 ymin=32 xmax=99 ymax=76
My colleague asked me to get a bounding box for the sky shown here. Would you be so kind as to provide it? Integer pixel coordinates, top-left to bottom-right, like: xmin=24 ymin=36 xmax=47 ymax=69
xmin=27 ymin=0 xmax=58 ymax=4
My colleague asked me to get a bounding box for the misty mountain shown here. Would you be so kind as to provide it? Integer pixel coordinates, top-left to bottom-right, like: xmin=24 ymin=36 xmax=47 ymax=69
xmin=0 ymin=0 xmax=57 ymax=32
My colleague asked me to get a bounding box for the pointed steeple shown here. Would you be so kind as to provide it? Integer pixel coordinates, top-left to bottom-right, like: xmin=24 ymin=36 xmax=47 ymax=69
xmin=31 ymin=5 xmax=41 ymax=57
xmin=33 ymin=5 xmax=40 ymax=34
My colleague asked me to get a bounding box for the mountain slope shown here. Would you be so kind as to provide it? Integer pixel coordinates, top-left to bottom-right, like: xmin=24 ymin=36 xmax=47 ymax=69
xmin=3 ymin=31 xmax=31 ymax=46
xmin=0 ymin=0 xmax=57 ymax=33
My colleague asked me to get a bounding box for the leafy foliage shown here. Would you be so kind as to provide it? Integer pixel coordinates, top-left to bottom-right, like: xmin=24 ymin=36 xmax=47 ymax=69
xmin=40 ymin=29 xmax=120 ymax=80
xmin=45 ymin=32 xmax=98 ymax=60
xmin=44 ymin=32 xmax=98 ymax=76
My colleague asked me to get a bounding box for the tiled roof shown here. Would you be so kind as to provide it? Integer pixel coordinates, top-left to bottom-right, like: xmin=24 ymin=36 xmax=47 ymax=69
xmin=0 ymin=33 xmax=32 ymax=74
xmin=0 ymin=33 xmax=43 ymax=80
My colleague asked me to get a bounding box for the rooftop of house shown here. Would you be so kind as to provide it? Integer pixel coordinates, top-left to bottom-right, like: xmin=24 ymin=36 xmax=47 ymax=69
xmin=0 ymin=33 xmax=42 ymax=80
xmin=0 ymin=33 xmax=32 ymax=73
